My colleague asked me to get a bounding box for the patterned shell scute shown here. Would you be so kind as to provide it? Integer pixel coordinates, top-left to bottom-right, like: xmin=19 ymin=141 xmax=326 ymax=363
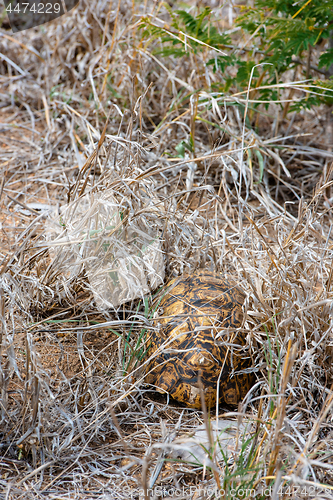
xmin=145 ymin=271 xmax=254 ymax=409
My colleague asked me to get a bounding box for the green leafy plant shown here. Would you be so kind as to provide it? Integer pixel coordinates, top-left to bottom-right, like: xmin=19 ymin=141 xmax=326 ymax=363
xmin=237 ymin=0 xmax=333 ymax=73
xmin=141 ymin=1 xmax=333 ymax=117
xmin=142 ymin=6 xmax=231 ymax=58
xmin=175 ymin=137 xmax=194 ymax=157
xmin=236 ymin=0 xmax=333 ymax=110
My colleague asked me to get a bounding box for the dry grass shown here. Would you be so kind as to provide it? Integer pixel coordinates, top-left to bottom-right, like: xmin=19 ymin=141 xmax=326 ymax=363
xmin=1 ymin=0 xmax=333 ymax=499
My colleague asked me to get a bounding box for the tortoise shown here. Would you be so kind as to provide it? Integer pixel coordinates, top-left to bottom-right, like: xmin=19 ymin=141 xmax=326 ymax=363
xmin=145 ymin=271 xmax=254 ymax=409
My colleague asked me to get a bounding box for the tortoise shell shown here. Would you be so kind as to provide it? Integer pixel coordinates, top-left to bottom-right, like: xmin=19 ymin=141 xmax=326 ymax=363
xmin=145 ymin=271 xmax=254 ymax=409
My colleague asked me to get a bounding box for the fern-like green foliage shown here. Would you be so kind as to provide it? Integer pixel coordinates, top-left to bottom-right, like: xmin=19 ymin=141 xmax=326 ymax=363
xmin=237 ymin=1 xmax=333 ymax=70
xmin=142 ymin=6 xmax=231 ymax=58
xmin=236 ymin=0 xmax=333 ymax=108
xmin=140 ymin=1 xmax=333 ymax=117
